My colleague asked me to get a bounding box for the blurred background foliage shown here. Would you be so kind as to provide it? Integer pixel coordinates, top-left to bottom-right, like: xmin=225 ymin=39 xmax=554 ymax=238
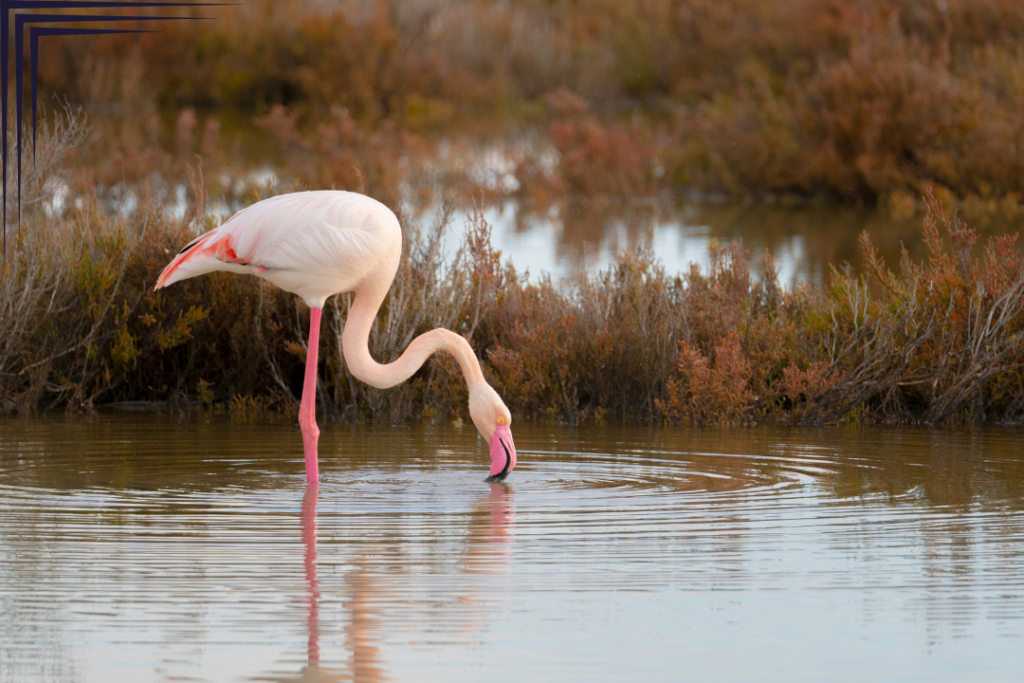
xmin=32 ymin=0 xmax=1024 ymax=205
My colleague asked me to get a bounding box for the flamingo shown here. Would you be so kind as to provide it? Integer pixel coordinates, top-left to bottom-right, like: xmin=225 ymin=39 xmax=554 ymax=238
xmin=154 ymin=191 xmax=517 ymax=483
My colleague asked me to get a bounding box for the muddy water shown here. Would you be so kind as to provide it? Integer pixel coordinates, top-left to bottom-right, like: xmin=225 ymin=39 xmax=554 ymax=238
xmin=1 ymin=416 xmax=1023 ymax=682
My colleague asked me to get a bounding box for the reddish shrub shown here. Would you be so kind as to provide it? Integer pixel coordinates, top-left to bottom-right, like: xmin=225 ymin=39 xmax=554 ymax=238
xmin=657 ymin=334 xmax=754 ymax=425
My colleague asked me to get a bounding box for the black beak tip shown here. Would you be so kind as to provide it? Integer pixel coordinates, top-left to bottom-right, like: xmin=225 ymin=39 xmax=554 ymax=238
xmin=484 ymin=437 xmax=513 ymax=484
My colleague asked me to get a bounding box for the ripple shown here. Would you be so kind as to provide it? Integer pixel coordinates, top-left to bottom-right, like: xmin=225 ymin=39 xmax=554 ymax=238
xmin=2 ymin=418 xmax=1024 ymax=681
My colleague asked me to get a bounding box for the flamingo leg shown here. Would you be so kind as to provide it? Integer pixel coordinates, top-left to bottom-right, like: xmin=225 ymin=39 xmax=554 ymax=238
xmin=300 ymin=307 xmax=323 ymax=481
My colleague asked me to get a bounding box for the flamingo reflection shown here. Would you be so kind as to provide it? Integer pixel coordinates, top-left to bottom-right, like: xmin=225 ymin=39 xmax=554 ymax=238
xmin=465 ymin=484 xmax=516 ymax=574
xmin=268 ymin=481 xmax=515 ymax=682
xmin=281 ymin=483 xmax=391 ymax=682
xmin=434 ymin=483 xmax=516 ymax=647
xmin=262 ymin=482 xmax=347 ymax=682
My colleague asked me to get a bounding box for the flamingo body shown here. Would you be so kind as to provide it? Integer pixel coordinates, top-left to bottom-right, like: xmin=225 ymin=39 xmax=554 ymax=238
xmin=157 ymin=191 xmax=401 ymax=308
xmin=156 ymin=191 xmax=517 ymax=484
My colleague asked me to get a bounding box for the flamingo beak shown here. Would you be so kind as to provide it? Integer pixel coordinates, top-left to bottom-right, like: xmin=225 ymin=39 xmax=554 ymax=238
xmin=485 ymin=423 xmax=517 ymax=483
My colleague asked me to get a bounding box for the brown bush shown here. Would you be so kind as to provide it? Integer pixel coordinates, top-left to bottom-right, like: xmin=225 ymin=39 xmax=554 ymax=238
xmin=484 ymin=245 xmax=688 ymax=424
xmin=510 ymin=110 xmax=670 ymax=204
xmin=795 ymin=193 xmax=1024 ymax=424
xmin=22 ymin=0 xmax=1024 ymax=206
xmin=658 ymin=334 xmax=753 ymax=426
xmin=3 ymin=124 xmax=1022 ymax=426
xmin=673 ymin=1 xmax=1024 ymax=205
xmin=255 ymin=105 xmax=427 ymax=209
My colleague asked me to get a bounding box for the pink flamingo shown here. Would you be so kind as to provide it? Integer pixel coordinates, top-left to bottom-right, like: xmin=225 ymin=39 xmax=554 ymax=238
xmin=155 ymin=191 xmax=517 ymax=483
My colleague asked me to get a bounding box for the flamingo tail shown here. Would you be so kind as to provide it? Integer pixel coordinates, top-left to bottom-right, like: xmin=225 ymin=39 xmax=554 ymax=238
xmin=154 ymin=230 xmax=223 ymax=290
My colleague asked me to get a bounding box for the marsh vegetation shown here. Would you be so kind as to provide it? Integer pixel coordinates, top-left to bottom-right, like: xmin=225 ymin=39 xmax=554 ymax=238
xmin=3 ymin=0 xmax=1024 ymax=425
xmin=34 ymin=0 xmax=1024 ymax=208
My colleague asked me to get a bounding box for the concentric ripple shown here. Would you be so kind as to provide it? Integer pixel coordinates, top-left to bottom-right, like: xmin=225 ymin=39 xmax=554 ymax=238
xmin=1 ymin=416 xmax=1023 ymax=682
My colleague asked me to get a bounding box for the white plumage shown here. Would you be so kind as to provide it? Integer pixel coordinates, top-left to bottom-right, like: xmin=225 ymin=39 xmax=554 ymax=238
xmin=157 ymin=191 xmax=401 ymax=307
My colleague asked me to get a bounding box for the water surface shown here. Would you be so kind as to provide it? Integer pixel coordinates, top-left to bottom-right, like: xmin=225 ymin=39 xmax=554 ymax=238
xmin=2 ymin=416 xmax=1023 ymax=681
xmin=82 ymin=113 xmax=1024 ymax=286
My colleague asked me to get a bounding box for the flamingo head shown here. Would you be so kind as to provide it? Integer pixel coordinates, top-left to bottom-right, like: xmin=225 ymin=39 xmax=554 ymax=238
xmin=469 ymin=383 xmax=517 ymax=483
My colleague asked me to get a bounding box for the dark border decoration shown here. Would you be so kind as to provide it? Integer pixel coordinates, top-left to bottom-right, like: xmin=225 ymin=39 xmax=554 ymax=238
xmin=2 ymin=0 xmax=224 ymax=255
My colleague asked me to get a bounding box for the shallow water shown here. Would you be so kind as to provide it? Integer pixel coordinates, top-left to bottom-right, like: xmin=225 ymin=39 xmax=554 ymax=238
xmin=1 ymin=416 xmax=1023 ymax=682
xmin=83 ymin=112 xmax=1024 ymax=287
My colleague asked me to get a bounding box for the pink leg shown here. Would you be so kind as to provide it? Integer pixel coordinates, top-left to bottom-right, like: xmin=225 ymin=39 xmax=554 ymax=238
xmin=300 ymin=307 xmax=322 ymax=482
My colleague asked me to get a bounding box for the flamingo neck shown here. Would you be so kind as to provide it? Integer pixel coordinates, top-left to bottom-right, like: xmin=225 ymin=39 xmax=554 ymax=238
xmin=341 ymin=286 xmax=485 ymax=391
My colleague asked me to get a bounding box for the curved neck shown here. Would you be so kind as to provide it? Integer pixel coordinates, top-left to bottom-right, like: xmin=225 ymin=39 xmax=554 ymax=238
xmin=341 ymin=287 xmax=485 ymax=391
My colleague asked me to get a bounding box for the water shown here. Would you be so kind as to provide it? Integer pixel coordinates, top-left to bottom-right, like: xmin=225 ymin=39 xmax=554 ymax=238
xmin=2 ymin=416 xmax=1023 ymax=681
xmin=474 ymin=200 xmax=979 ymax=286
xmin=81 ymin=112 xmax=1024 ymax=287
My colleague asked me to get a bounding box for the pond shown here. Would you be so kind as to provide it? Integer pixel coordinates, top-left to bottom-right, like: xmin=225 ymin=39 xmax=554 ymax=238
xmin=80 ymin=112 xmax=1024 ymax=286
xmin=2 ymin=415 xmax=1022 ymax=681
